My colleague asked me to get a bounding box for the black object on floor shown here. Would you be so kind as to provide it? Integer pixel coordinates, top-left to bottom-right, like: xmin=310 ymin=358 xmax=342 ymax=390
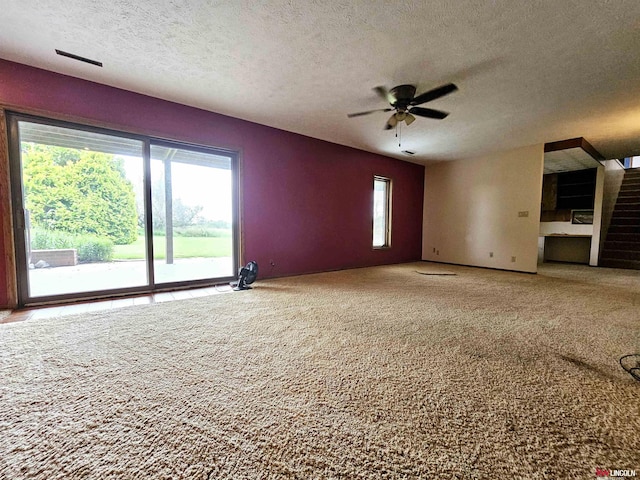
xmin=619 ymin=354 xmax=640 ymax=381
xmin=232 ymin=261 xmax=258 ymax=291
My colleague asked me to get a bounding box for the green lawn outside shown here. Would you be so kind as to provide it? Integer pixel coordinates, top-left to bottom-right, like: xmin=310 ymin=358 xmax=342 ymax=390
xmin=113 ymin=236 xmax=232 ymax=260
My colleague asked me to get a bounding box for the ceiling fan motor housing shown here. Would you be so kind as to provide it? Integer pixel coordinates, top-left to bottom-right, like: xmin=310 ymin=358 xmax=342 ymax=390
xmin=389 ymin=84 xmax=417 ymax=109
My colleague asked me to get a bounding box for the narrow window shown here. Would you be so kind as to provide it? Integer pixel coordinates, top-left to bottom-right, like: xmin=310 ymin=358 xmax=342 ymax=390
xmin=373 ymin=176 xmax=391 ymax=248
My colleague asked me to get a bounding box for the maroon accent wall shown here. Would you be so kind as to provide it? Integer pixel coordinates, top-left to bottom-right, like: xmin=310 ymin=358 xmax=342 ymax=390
xmin=0 ymin=59 xmax=424 ymax=305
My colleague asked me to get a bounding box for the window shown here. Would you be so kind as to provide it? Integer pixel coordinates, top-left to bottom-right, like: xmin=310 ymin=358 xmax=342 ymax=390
xmin=373 ymin=176 xmax=391 ymax=248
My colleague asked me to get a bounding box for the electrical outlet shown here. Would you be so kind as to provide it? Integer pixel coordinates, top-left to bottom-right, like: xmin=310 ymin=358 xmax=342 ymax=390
xmin=433 ymin=247 xmax=436 ymax=253
xmin=518 ymin=211 xmax=529 ymax=217
xmin=489 ymin=252 xmax=494 ymax=258
xmin=436 ymin=250 xmax=439 ymax=255
xmin=511 ymin=256 xmax=516 ymax=262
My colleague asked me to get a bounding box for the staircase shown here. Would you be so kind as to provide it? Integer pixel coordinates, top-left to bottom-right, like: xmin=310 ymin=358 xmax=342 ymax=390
xmin=600 ymin=168 xmax=640 ymax=270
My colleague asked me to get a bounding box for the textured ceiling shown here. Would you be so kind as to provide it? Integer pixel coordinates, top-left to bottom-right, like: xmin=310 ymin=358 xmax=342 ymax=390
xmin=1 ymin=0 xmax=640 ymax=164
xmin=543 ymin=148 xmax=602 ymax=174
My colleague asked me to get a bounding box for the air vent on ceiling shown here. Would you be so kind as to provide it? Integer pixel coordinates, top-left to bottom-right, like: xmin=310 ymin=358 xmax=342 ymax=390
xmin=55 ymin=49 xmax=102 ymax=67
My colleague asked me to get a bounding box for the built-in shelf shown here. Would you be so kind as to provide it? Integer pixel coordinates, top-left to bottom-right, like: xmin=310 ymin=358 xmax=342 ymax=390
xmin=541 ymin=137 xmax=605 ymax=266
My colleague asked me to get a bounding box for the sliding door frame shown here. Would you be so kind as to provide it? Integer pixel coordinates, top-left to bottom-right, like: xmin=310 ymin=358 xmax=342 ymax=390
xmin=7 ymin=112 xmax=240 ymax=307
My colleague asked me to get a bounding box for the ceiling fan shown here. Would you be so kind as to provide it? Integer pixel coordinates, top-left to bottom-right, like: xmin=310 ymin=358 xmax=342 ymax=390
xmin=347 ymin=83 xmax=458 ymax=130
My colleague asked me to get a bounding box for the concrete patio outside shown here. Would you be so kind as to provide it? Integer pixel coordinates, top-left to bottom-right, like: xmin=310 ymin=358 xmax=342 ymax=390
xmin=28 ymin=257 xmax=234 ymax=298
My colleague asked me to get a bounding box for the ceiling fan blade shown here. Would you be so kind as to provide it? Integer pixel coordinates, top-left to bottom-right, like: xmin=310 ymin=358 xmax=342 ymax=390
xmin=411 ymin=83 xmax=458 ymax=106
xmin=373 ymin=86 xmax=396 ymax=105
xmin=384 ymin=113 xmax=398 ymax=130
xmin=347 ymin=108 xmax=393 ymax=118
xmin=409 ymin=107 xmax=449 ymax=119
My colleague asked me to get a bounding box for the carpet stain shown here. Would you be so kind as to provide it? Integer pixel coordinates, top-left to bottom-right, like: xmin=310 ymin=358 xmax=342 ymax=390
xmin=556 ymin=353 xmax=626 ymax=383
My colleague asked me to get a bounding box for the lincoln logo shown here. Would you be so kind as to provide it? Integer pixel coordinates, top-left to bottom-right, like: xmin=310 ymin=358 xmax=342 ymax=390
xmin=596 ymin=469 xmax=637 ymax=478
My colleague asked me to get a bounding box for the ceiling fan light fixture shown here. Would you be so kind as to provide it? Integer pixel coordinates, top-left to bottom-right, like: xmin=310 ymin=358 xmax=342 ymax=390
xmin=405 ymin=113 xmax=416 ymax=126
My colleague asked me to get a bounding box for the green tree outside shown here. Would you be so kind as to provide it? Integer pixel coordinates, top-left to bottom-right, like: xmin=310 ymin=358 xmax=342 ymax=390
xmin=22 ymin=144 xmax=138 ymax=245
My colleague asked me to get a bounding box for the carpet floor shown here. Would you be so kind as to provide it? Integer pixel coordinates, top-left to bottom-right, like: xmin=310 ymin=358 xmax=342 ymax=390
xmin=1 ymin=262 xmax=639 ymax=479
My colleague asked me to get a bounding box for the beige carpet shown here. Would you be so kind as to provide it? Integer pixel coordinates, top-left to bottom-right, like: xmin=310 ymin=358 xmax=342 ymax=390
xmin=1 ymin=262 xmax=639 ymax=479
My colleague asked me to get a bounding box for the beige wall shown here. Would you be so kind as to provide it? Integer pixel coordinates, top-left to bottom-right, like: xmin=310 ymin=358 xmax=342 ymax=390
xmin=422 ymin=144 xmax=544 ymax=273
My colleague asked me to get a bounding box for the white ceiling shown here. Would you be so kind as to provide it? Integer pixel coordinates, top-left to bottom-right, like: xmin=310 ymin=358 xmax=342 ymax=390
xmin=1 ymin=0 xmax=640 ymax=165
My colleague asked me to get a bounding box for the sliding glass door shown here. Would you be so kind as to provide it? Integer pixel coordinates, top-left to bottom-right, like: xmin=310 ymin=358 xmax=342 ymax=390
xmin=8 ymin=114 xmax=238 ymax=305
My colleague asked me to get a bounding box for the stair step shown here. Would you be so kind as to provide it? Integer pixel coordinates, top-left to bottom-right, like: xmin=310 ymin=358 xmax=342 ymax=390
xmin=610 ymin=217 xmax=640 ymax=227
xmin=599 ymin=258 xmax=640 ymax=270
xmin=613 ymin=203 xmax=640 ymax=211
xmin=605 ymin=233 xmax=640 ymax=242
xmin=620 ymin=174 xmax=640 ymax=181
xmin=617 ymin=191 xmax=640 ymax=198
xmin=616 ymin=196 xmax=640 ymax=203
xmin=607 ymin=225 xmax=640 ymax=234
xmin=611 ymin=217 xmax=640 ymax=226
xmin=608 ymin=217 xmax=640 ymax=226
xmin=612 ymin=209 xmax=640 ymax=218
xmin=619 ymin=187 xmax=640 ymax=195
xmin=600 ymin=249 xmax=640 ymax=261
xmin=603 ymin=241 xmax=640 ymax=251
